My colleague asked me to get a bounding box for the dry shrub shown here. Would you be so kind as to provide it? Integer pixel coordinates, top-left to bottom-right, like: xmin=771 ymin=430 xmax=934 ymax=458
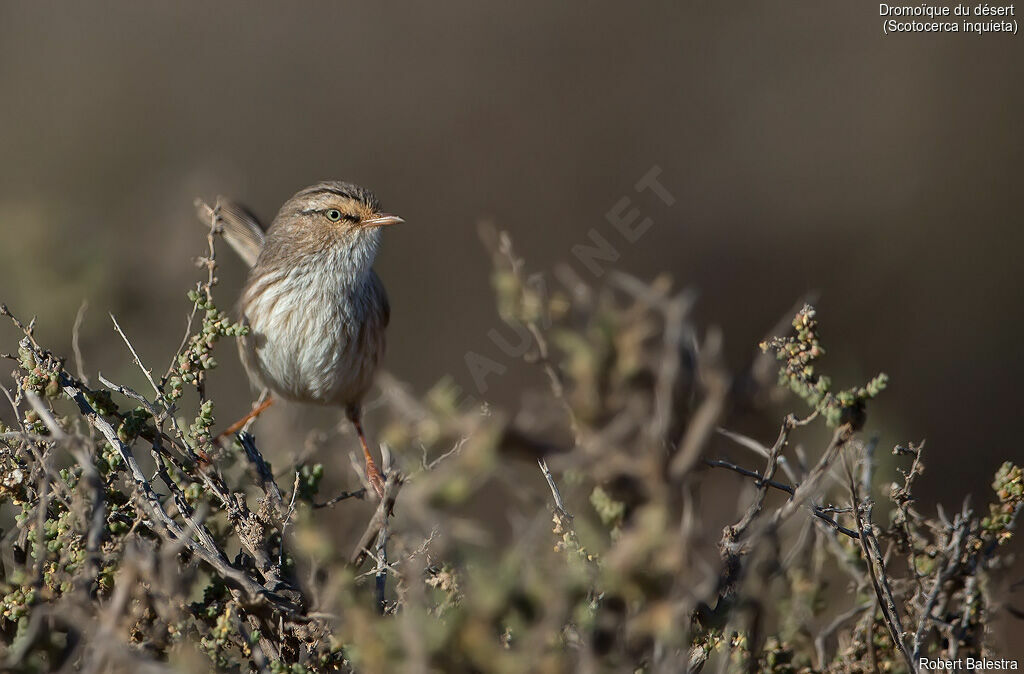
xmin=0 ymin=216 xmax=1020 ymax=673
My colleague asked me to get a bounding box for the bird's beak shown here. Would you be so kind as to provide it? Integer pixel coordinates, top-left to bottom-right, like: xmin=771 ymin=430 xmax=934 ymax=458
xmin=362 ymin=213 xmax=404 ymax=228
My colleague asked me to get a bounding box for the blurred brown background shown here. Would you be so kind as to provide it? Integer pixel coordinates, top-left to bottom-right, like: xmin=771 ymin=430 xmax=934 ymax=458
xmin=0 ymin=2 xmax=1021 ymax=533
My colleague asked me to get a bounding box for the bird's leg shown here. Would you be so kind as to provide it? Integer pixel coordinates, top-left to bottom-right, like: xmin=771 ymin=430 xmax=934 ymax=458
xmin=348 ymin=408 xmax=385 ymax=499
xmin=216 ymin=394 xmax=275 ymax=443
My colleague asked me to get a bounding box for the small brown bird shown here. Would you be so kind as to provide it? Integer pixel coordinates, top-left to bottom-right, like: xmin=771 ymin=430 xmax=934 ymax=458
xmin=205 ymin=181 xmax=402 ymax=498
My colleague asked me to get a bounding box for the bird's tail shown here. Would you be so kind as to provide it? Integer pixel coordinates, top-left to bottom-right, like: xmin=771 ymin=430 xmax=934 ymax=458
xmin=194 ymin=197 xmax=266 ymax=268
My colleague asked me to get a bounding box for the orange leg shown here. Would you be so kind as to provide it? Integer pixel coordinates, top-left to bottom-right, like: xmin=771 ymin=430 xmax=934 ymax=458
xmin=217 ymin=396 xmax=275 ymax=443
xmin=349 ymin=411 xmax=385 ymax=499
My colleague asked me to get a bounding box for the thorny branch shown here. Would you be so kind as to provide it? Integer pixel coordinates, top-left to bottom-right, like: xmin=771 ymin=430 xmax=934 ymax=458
xmin=0 ymin=228 xmax=1020 ymax=673
xmin=846 ymin=453 xmax=915 ymax=672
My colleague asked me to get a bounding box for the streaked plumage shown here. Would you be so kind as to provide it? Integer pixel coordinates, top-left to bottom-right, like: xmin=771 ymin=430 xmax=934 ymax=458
xmin=201 ymin=181 xmax=402 ymax=496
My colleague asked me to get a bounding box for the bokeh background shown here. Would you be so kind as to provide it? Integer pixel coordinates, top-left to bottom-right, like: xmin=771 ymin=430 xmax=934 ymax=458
xmin=1 ymin=0 xmax=1021 ymax=642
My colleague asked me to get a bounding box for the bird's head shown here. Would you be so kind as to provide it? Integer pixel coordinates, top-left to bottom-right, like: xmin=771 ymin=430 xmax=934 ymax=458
xmin=266 ymin=181 xmax=404 ymax=268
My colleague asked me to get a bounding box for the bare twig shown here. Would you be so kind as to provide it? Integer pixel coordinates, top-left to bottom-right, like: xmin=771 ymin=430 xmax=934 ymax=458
xmin=669 ymin=332 xmax=729 ymax=480
xmin=538 ymin=458 xmax=572 ymax=521
xmin=912 ymin=508 xmax=970 ymax=661
xmin=97 ymin=372 xmax=163 ymax=420
xmin=109 ymin=313 xmax=163 ymax=401
xmin=279 ymin=471 xmax=301 ymax=571
xmin=815 ymin=603 xmax=871 ymax=667
xmin=72 ymin=300 xmax=89 ymax=385
xmin=55 ymin=370 xmax=282 ymax=606
xmin=237 ymin=431 xmax=285 ymax=516
xmin=703 ymin=457 xmax=858 ymax=539
xmin=485 ymin=226 xmax=581 ymax=441
xmin=313 ymin=488 xmax=367 ymax=508
xmin=723 ymin=418 xmax=794 ymax=548
xmin=375 ymin=526 xmax=389 ymax=614
xmin=767 ymin=424 xmax=850 ymax=533
xmin=716 ymin=426 xmax=799 ymax=484
xmin=847 ymin=452 xmax=915 ymax=672
xmin=351 ymin=472 xmax=403 ymax=568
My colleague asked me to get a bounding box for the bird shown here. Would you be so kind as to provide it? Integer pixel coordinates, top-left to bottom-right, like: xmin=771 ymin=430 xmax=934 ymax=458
xmin=200 ymin=181 xmax=403 ymax=498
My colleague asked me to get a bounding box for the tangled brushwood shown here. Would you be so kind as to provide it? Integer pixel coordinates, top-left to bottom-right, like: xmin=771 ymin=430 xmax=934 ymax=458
xmin=0 ymin=219 xmax=1021 ymax=673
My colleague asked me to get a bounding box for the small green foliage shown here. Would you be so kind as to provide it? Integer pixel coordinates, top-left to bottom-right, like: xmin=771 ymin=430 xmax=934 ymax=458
xmin=99 ymin=441 xmax=124 ymax=474
xmin=760 ymin=305 xmax=888 ymax=427
xmin=296 ymin=463 xmax=324 ymax=501
xmin=183 ymin=480 xmax=204 ymax=504
xmin=551 ymin=512 xmax=592 ymax=566
xmin=189 ymin=399 xmax=216 ymax=447
xmin=116 ymin=406 xmax=154 ymax=444
xmin=758 ymin=636 xmax=798 ymax=673
xmin=198 ymin=603 xmax=238 ymax=670
xmin=269 ymin=661 xmax=312 ymax=674
xmin=1 ymin=587 xmax=35 ymax=622
xmin=83 ymin=388 xmax=119 ymax=417
xmin=590 ymin=485 xmax=624 ymax=537
xmin=0 ymin=233 xmax=1018 ymax=673
xmin=981 ymin=461 xmax=1023 ymax=544
xmin=21 ymin=409 xmax=46 ymax=436
xmin=16 ymin=338 xmax=63 ymax=401
xmin=166 ymin=289 xmax=247 ymax=401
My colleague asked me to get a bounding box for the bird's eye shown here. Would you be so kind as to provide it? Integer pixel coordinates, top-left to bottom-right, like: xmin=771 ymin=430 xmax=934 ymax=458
xmin=325 ymin=209 xmax=343 ymax=222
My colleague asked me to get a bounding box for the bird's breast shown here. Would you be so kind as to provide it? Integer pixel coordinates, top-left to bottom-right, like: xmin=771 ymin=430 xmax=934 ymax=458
xmin=239 ymin=262 xmax=384 ymax=406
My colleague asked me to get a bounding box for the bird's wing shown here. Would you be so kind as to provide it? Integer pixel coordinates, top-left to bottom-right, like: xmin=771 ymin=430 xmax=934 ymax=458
xmin=194 ymin=197 xmax=266 ymax=268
